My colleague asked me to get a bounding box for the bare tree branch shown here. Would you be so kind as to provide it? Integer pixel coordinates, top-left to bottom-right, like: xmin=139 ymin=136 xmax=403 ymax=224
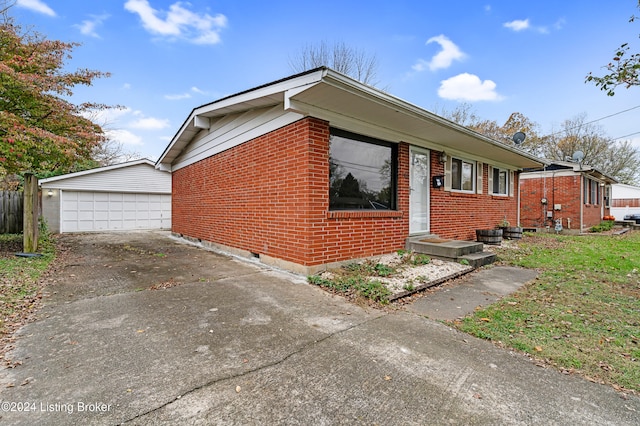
xmin=289 ymin=40 xmax=379 ymax=86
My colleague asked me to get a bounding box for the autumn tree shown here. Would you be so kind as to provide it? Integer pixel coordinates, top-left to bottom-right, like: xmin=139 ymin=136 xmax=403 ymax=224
xmin=440 ymin=104 xmax=640 ymax=185
xmin=586 ymin=1 xmax=640 ymax=95
xmin=0 ymin=12 xmax=113 ymax=187
xmin=542 ymin=114 xmax=640 ymax=184
xmin=289 ymin=41 xmax=379 ymax=86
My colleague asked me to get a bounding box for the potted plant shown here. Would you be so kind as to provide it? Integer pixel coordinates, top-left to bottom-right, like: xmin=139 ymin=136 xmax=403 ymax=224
xmin=476 ymin=227 xmax=502 ymax=245
xmin=497 ymin=218 xmax=523 ymax=240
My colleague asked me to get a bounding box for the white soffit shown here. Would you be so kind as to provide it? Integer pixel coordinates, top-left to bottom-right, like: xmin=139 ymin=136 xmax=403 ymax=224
xmin=286 ymin=76 xmax=542 ymax=169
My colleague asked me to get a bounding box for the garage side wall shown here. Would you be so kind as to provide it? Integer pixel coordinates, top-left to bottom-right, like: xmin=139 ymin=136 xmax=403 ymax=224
xmin=41 ymin=189 xmax=60 ymax=233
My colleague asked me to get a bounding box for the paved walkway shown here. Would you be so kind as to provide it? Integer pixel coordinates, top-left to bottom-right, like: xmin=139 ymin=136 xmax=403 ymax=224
xmin=406 ymin=266 xmax=539 ymax=320
xmin=1 ymin=232 xmax=638 ymax=425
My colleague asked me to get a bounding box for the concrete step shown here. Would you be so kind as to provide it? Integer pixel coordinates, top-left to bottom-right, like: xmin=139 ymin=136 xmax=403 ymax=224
xmin=460 ymin=251 xmax=497 ymax=268
xmin=406 ymin=236 xmax=484 ymax=258
xmin=405 ymin=235 xmax=496 ymax=268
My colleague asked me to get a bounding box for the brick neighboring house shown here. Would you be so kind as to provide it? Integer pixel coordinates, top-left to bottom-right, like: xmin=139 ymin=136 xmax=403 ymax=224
xmin=519 ymin=160 xmax=616 ymax=232
xmin=157 ymin=68 xmax=542 ymax=274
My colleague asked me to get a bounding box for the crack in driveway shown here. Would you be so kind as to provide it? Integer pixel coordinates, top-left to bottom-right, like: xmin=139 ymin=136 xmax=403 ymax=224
xmin=121 ymin=313 xmax=385 ymax=424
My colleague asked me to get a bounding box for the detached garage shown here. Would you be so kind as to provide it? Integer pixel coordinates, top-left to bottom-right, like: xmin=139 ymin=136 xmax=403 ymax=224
xmin=40 ymin=159 xmax=171 ymax=233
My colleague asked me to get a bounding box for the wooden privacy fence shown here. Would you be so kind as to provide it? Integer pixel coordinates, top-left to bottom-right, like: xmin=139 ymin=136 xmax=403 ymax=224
xmin=0 ymin=190 xmax=24 ymax=234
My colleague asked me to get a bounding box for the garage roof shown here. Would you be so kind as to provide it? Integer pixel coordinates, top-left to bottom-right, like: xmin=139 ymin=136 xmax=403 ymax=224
xmin=40 ymin=159 xmax=171 ymax=194
xmin=157 ymin=67 xmax=543 ymax=170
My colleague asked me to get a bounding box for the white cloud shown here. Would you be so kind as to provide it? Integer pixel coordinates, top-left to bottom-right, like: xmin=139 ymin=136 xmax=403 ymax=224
xmin=504 ymin=18 xmax=554 ymax=34
xmin=164 ymin=92 xmax=192 ymax=100
xmin=16 ymin=0 xmax=55 ymax=16
xmin=165 ymin=86 xmax=209 ymax=100
xmin=437 ymin=73 xmax=503 ymax=102
xmin=124 ymin=0 xmax=227 ymax=45
xmin=129 ymin=116 xmax=170 ymax=130
xmin=418 ymin=35 xmax=466 ymax=72
xmin=75 ymin=14 xmax=109 ymax=38
xmin=105 ymin=129 xmax=144 ymax=146
xmin=504 ymin=19 xmax=530 ymax=32
xmin=122 ymin=83 xmax=132 ymax=90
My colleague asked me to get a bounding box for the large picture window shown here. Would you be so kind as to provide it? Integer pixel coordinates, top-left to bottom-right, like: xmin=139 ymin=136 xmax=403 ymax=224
xmin=492 ymin=167 xmax=509 ymax=195
xmin=451 ymin=157 xmax=475 ymax=192
xmin=329 ymin=129 xmax=397 ymax=210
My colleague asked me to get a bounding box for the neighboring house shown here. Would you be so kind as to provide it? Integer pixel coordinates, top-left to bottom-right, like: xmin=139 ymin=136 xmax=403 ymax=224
xmin=610 ymin=183 xmax=640 ymax=219
xmin=40 ymin=159 xmax=171 ymax=233
xmin=157 ymin=67 xmax=542 ymax=274
xmin=520 ymin=160 xmax=616 ymax=231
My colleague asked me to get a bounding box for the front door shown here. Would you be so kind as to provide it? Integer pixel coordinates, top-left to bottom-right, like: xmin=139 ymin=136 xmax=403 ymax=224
xmin=410 ymin=147 xmax=430 ymax=234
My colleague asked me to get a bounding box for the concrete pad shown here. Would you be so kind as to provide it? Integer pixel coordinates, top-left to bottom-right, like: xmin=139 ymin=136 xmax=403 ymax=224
xmin=405 ymin=266 xmax=539 ymax=320
xmin=1 ymin=233 xmax=638 ymax=425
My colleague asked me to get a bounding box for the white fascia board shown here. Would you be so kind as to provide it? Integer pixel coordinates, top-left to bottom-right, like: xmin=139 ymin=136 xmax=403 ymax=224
xmin=39 ymin=159 xmax=155 ymax=185
xmin=519 ymin=169 xmax=579 ymax=180
xmin=317 ymin=70 xmax=543 ymax=168
xmin=157 ymin=70 xmax=326 ymax=169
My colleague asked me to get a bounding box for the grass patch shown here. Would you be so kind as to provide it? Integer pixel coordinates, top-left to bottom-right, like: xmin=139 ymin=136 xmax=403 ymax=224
xmin=454 ymin=232 xmax=640 ymax=393
xmin=0 ymin=232 xmax=56 ymax=340
xmin=309 ymin=259 xmax=393 ymax=304
xmin=590 ymin=220 xmax=615 ymax=233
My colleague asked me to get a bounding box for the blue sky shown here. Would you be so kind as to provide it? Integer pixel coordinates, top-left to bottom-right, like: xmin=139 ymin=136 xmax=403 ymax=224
xmin=9 ymin=0 xmax=640 ymax=160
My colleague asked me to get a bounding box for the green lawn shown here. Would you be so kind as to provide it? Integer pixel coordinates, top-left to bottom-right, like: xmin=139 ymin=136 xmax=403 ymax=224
xmin=454 ymin=231 xmax=640 ymax=393
xmin=0 ymin=233 xmax=56 ymax=340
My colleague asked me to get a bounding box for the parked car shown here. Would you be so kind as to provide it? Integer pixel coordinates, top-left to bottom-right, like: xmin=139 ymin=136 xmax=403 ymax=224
xmin=623 ymin=214 xmax=640 ymax=224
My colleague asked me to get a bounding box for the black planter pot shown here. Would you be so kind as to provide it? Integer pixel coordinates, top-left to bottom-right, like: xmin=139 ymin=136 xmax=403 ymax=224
xmin=500 ymin=226 xmax=523 ymax=240
xmin=476 ymin=229 xmax=502 ymax=245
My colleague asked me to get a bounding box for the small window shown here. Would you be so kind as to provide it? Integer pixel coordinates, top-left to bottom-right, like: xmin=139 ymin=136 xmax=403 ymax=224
xmin=329 ymin=129 xmax=397 ymax=210
xmin=451 ymin=157 xmax=475 ymax=192
xmin=492 ymin=167 xmax=509 ymax=195
xmin=583 ymin=177 xmax=600 ymax=205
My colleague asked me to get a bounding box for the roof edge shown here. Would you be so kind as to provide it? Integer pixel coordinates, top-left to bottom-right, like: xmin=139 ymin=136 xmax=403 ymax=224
xmin=39 ymin=159 xmax=159 ymax=184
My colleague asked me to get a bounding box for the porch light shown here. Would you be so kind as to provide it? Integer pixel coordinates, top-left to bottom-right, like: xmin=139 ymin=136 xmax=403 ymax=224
xmin=439 ymin=152 xmax=447 ymax=164
xmin=47 ymin=189 xmax=53 ymax=197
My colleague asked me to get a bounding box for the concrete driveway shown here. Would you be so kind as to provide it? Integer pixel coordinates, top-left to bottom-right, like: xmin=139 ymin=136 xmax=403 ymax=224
xmin=1 ymin=232 xmax=638 ymax=425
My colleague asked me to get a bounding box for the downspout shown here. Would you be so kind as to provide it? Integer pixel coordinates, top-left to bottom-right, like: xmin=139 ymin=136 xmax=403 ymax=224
xmin=517 ymin=171 xmax=521 ymax=227
xmin=580 ymin=174 xmax=584 ymax=231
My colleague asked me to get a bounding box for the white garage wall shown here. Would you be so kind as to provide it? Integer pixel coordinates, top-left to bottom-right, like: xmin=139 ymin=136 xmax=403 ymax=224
xmin=40 ymin=160 xmax=172 ymax=233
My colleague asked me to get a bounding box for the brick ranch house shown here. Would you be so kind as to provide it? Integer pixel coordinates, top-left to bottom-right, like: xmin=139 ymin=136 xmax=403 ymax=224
xmin=157 ymin=67 xmax=543 ymax=274
xmin=519 ymin=160 xmax=616 ymax=232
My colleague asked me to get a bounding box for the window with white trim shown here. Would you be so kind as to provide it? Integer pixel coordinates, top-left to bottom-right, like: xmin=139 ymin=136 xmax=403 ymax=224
xmin=583 ymin=177 xmax=600 ymax=205
xmin=492 ymin=167 xmax=509 ymax=195
xmin=451 ymin=157 xmax=475 ymax=192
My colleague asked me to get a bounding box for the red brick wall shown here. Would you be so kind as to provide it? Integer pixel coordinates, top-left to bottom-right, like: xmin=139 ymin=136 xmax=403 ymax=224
xmin=430 ymin=155 xmax=520 ymax=241
xmin=520 ymin=174 xmax=609 ymax=230
xmin=172 ymin=118 xmax=408 ymax=267
xmin=173 ymin=118 xmax=522 ymax=268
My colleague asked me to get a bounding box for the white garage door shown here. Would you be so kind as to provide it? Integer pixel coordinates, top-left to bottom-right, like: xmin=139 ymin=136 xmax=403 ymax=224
xmin=61 ymin=191 xmax=171 ymax=233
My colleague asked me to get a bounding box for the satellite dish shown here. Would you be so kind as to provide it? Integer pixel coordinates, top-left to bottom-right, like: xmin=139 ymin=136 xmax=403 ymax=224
xmin=512 ymin=132 xmax=526 ymax=145
xmin=572 ymin=150 xmax=584 ymax=162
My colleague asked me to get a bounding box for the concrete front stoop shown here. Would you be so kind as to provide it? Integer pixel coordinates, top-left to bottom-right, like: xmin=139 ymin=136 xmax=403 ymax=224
xmin=406 ymin=234 xmax=496 ymax=268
